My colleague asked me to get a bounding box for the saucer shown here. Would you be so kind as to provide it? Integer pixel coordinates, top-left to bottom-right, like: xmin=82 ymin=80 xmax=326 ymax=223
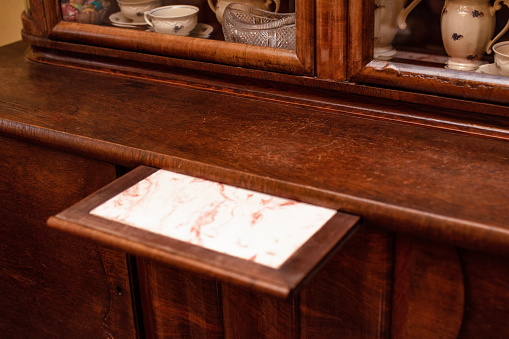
xmin=109 ymin=12 xmax=148 ymax=27
xmin=146 ymin=23 xmax=213 ymax=39
xmin=476 ymin=63 xmax=500 ymax=75
xmin=374 ymin=47 xmax=397 ymax=61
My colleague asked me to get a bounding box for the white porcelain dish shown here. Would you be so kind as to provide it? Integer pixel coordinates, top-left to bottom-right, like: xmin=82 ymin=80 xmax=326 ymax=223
xmin=109 ymin=11 xmax=149 ymax=27
xmin=475 ymin=63 xmax=501 ymax=75
xmin=146 ymin=23 xmax=213 ymax=38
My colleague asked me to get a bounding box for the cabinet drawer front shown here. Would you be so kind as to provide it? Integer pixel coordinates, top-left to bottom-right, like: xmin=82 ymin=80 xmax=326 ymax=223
xmin=48 ymin=165 xmax=359 ymax=298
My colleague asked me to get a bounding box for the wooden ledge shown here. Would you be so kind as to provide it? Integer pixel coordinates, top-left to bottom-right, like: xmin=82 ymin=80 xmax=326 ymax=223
xmin=1 ymin=41 xmax=509 ymax=256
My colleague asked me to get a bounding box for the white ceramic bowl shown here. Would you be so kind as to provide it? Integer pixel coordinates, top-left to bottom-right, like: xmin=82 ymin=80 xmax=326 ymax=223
xmin=493 ymin=41 xmax=509 ymax=77
xmin=117 ymin=0 xmax=161 ymax=22
xmin=144 ymin=5 xmax=199 ymax=35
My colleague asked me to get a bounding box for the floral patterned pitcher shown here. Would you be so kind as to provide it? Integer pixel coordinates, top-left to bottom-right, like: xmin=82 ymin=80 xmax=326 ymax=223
xmin=441 ymin=0 xmax=509 ymax=70
xmin=374 ymin=0 xmax=423 ymax=59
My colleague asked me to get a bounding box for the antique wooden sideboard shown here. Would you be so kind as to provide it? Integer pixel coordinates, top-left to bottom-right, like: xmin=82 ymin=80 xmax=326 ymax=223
xmin=1 ymin=0 xmax=509 ymax=337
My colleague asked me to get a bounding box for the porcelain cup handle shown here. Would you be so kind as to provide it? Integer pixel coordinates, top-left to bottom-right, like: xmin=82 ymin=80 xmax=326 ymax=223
xmin=486 ymin=0 xmax=509 ymax=54
xmin=397 ymin=0 xmax=423 ymax=30
xmin=144 ymin=12 xmax=154 ymax=27
xmin=208 ymin=0 xmax=217 ymax=13
xmin=272 ymin=0 xmax=280 ymax=13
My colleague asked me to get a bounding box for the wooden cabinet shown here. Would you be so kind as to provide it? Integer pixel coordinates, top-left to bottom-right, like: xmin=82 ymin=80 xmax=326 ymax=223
xmin=2 ymin=0 xmax=509 ymax=334
xmin=0 ymin=135 xmax=137 ymax=338
xmin=21 ymin=0 xmax=509 ymax=109
xmin=131 ymin=226 xmax=393 ymax=338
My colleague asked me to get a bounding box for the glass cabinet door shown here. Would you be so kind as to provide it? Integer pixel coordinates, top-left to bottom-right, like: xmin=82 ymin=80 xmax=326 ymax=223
xmin=25 ymin=0 xmax=313 ymax=75
xmin=349 ymin=0 xmax=509 ymax=105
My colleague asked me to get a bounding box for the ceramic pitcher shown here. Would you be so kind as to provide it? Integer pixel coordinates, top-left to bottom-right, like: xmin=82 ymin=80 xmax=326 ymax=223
xmin=441 ymin=0 xmax=509 ymax=71
xmin=374 ymin=0 xmax=423 ymax=59
xmin=208 ymin=0 xmax=280 ymax=24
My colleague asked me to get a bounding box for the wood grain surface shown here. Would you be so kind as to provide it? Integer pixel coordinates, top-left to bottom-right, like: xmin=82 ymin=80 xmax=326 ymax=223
xmin=300 ymin=226 xmax=393 ymax=338
xmin=2 ymin=30 xmax=509 ymax=338
xmin=391 ymin=235 xmax=464 ymax=339
xmin=47 ymin=166 xmax=360 ymax=298
xmin=2 ymin=42 xmax=509 ymax=256
xmin=0 ymin=135 xmax=136 ymax=338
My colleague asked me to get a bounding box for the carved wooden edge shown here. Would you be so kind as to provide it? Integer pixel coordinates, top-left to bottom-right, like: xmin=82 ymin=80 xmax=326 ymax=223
xmin=20 ymin=38 xmax=509 ymax=131
xmin=48 ymin=22 xmax=311 ymax=75
xmin=47 ymin=165 xmax=360 ymax=298
xmin=20 ymin=33 xmax=509 ymax=120
xmin=351 ymin=60 xmax=509 ymax=106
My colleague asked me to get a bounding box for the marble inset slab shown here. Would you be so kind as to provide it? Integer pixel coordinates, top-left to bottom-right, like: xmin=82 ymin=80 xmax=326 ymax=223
xmin=90 ymin=170 xmax=337 ymax=268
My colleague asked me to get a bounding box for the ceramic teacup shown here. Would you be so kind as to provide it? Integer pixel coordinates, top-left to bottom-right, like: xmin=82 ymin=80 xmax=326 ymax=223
xmin=117 ymin=0 xmax=161 ymax=22
xmin=144 ymin=5 xmax=199 ymax=35
xmin=493 ymin=41 xmax=509 ymax=76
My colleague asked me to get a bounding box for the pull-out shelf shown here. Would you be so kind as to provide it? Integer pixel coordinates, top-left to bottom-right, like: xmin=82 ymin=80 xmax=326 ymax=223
xmin=48 ymin=166 xmax=359 ymax=298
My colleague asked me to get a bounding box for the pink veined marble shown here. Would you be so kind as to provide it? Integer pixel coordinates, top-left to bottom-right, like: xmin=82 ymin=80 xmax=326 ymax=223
xmin=90 ymin=170 xmax=337 ymax=268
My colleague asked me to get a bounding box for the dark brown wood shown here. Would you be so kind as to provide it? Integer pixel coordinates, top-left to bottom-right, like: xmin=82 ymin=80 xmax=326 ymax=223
xmin=300 ymin=227 xmax=393 ymax=338
xmin=0 ymin=41 xmax=509 ymax=258
xmin=137 ymin=258 xmax=224 ymax=338
xmin=346 ymin=1 xmax=509 ymax=105
xmin=22 ymin=0 xmax=48 ymax=37
xmin=21 ymin=10 xmax=44 ymax=38
xmin=352 ymin=60 xmax=509 ymax=106
xmin=3 ymin=43 xmax=509 ymax=257
xmin=0 ymin=134 xmax=136 ymax=338
xmin=457 ymin=249 xmax=509 ymax=338
xmin=23 ymin=0 xmax=313 ymax=76
xmin=222 ymin=284 xmax=300 ymax=338
xmin=3 ymin=27 xmax=509 ymax=338
xmin=21 ymin=36 xmax=509 ymax=119
xmin=315 ymin=0 xmax=347 ymax=80
xmin=294 ymin=0 xmax=314 ymax=74
xmin=48 ymin=21 xmax=311 ymax=75
xmin=20 ymin=0 xmax=509 ymax=109
xmin=348 ymin=0 xmax=374 ymax=78
xmin=391 ymin=235 xmax=464 ymax=338
xmin=42 ymin=0 xmax=62 ymax=32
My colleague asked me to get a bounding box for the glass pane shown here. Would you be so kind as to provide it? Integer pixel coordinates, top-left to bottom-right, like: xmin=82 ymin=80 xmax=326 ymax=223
xmin=373 ymin=0 xmax=509 ymax=76
xmin=60 ymin=0 xmax=296 ymax=49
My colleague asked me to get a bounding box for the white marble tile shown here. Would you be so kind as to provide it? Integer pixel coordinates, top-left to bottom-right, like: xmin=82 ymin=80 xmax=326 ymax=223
xmin=90 ymin=170 xmax=336 ymax=268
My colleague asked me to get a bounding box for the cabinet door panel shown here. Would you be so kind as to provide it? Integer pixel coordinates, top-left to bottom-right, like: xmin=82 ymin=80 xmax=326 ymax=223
xmin=458 ymin=249 xmax=509 ymax=338
xmin=0 ymin=135 xmax=136 ymax=338
xmin=300 ymin=227 xmax=393 ymax=338
xmin=137 ymin=258 xmax=224 ymax=339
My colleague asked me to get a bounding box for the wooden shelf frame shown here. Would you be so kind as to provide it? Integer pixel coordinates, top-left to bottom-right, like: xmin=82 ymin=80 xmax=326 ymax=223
xmin=25 ymin=0 xmax=315 ymax=75
xmin=347 ymin=0 xmax=509 ymax=105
